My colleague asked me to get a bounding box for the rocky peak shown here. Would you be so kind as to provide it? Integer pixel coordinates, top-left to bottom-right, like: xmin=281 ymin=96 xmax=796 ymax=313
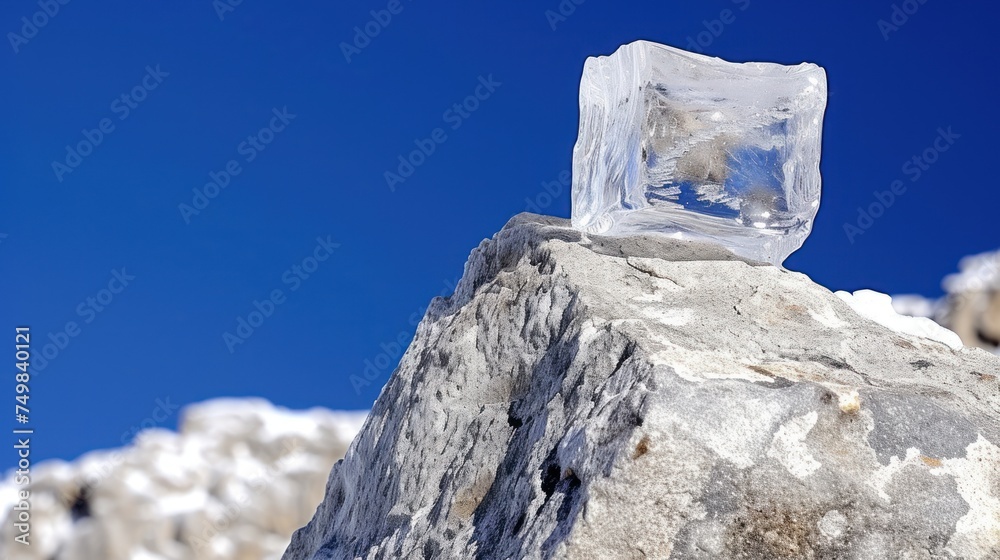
xmin=285 ymin=214 xmax=1000 ymax=559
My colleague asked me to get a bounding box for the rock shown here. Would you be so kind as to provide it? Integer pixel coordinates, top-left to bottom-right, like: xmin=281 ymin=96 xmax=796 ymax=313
xmin=0 ymin=399 xmax=366 ymax=560
xmin=942 ymin=251 xmax=1000 ymax=354
xmin=285 ymin=214 xmax=1000 ymax=559
xmin=894 ymin=249 xmax=1000 ymax=355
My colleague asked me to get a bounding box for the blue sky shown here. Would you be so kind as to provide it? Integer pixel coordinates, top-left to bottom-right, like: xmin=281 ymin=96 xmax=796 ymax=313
xmin=2 ymin=1 xmax=998 ymax=469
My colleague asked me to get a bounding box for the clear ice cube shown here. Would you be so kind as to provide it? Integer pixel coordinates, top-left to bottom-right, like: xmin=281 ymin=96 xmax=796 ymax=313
xmin=571 ymin=41 xmax=828 ymax=265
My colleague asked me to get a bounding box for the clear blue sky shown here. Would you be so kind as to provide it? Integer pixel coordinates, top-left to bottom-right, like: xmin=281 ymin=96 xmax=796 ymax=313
xmin=2 ymin=1 xmax=998 ymax=469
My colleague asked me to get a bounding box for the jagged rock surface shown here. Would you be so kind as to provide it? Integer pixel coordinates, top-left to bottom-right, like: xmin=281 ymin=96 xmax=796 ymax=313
xmin=286 ymin=214 xmax=1000 ymax=559
xmin=0 ymin=399 xmax=366 ymax=560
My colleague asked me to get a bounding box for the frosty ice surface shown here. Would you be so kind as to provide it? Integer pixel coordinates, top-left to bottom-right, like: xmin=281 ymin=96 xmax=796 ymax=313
xmin=571 ymin=41 xmax=827 ymax=265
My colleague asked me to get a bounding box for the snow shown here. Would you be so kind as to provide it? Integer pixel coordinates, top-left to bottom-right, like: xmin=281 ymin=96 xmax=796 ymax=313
xmin=836 ymin=289 xmax=963 ymax=350
xmin=0 ymin=398 xmax=366 ymax=560
xmin=890 ymin=249 xmax=1000 ymax=355
xmin=890 ymin=294 xmax=939 ymax=319
xmin=944 ymin=250 xmax=1000 ymax=293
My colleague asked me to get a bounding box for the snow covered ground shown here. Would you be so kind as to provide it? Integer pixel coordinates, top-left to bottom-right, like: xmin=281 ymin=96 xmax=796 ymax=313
xmin=0 ymin=399 xmax=366 ymax=560
xmin=892 ymin=249 xmax=1000 ymax=355
xmin=835 ymin=289 xmax=963 ymax=349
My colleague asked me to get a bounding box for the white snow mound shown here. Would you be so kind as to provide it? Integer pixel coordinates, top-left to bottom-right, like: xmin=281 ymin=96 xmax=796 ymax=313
xmin=0 ymin=398 xmax=366 ymax=560
xmin=836 ymin=289 xmax=964 ymax=350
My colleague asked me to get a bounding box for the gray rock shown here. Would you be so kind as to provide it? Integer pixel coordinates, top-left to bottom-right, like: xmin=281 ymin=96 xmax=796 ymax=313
xmin=285 ymin=214 xmax=1000 ymax=559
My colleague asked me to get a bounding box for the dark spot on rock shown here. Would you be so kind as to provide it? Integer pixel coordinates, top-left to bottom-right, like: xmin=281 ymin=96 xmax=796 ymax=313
xmin=761 ymin=377 xmax=795 ymax=389
xmin=536 ymin=441 xmax=587 ymax=534
xmin=70 ymin=487 xmax=91 ymax=522
xmin=422 ymin=539 xmax=441 ymax=559
xmin=894 ymin=338 xmax=917 ymax=350
xmin=632 ymin=436 xmax=650 ymax=459
xmin=820 ymin=392 xmax=834 ymax=404
xmin=385 ymin=514 xmax=409 ymax=533
xmin=555 ymin=470 xmax=582 ymax=523
xmin=808 ymin=354 xmax=855 ymax=371
xmin=748 ymin=366 xmax=795 ymax=389
xmin=910 ymin=360 xmax=933 ymax=371
xmin=977 ymin=327 xmax=1000 ymax=347
xmin=541 ymin=464 xmax=561 ymax=498
xmin=529 ymin=249 xmax=556 ymax=274
xmin=613 ymin=343 xmax=636 ymax=374
xmin=725 ymin=505 xmax=820 ymax=559
xmin=512 ymin=512 xmax=526 ymax=535
xmin=507 ymin=410 xmax=523 ymax=430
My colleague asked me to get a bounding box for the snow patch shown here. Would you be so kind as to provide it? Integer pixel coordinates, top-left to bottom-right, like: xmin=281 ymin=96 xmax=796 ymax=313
xmin=0 ymin=398 xmax=366 ymax=560
xmin=836 ymin=289 xmax=963 ymax=350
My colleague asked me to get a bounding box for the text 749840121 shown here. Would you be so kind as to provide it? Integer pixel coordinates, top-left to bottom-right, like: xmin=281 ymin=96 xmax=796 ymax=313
xmin=13 ymin=326 xmax=33 ymax=546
